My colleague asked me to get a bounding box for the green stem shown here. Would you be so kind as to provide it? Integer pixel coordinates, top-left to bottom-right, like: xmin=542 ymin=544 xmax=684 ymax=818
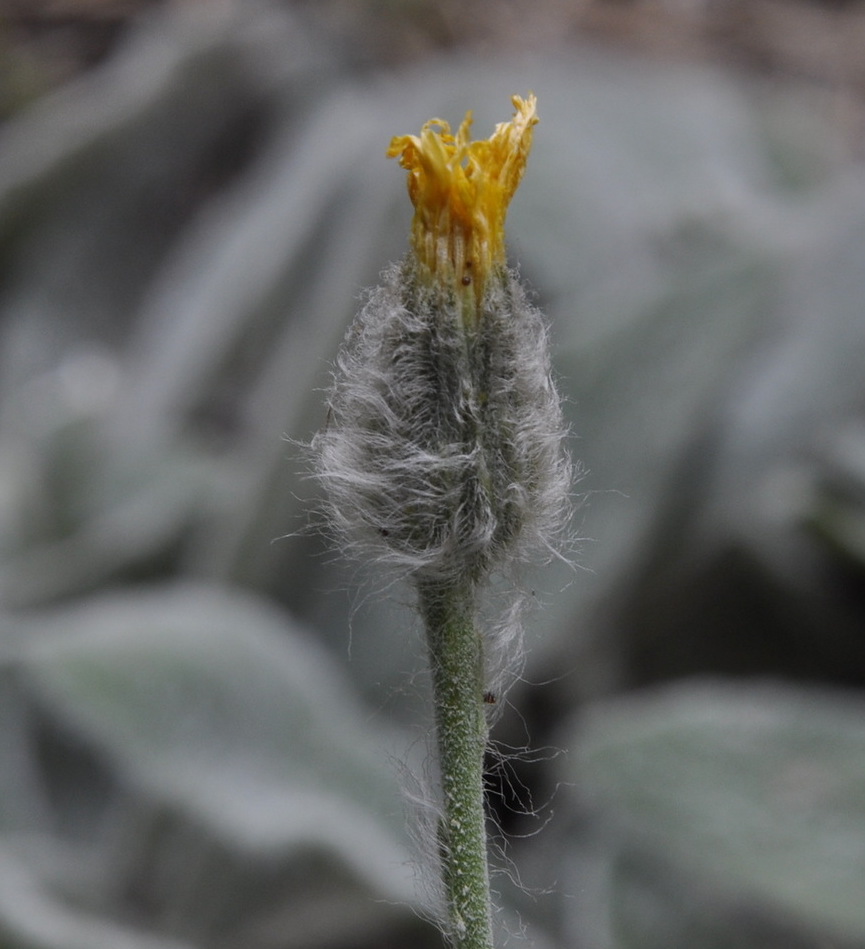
xmin=419 ymin=580 xmax=494 ymax=949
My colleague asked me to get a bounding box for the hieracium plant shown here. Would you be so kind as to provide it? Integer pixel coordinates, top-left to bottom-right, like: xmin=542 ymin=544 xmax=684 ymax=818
xmin=313 ymin=94 xmax=572 ymax=949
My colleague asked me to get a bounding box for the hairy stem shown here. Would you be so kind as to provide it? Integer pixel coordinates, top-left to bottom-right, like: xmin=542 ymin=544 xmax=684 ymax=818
xmin=419 ymin=580 xmax=494 ymax=949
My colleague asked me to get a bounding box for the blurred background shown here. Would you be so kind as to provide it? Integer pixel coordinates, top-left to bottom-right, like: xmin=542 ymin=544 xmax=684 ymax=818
xmin=1 ymin=1 xmax=865 ymax=947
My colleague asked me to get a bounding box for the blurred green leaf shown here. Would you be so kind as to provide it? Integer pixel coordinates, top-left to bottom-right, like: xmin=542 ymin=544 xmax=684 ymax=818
xmin=3 ymin=585 xmax=432 ymax=949
xmin=559 ymin=681 xmax=865 ymax=948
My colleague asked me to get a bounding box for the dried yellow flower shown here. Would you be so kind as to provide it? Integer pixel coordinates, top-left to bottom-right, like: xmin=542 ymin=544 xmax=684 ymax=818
xmin=387 ymin=93 xmax=538 ymax=300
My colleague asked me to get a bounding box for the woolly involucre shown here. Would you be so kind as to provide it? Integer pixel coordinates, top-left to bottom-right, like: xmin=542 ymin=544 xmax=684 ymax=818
xmin=313 ymin=258 xmax=571 ymax=589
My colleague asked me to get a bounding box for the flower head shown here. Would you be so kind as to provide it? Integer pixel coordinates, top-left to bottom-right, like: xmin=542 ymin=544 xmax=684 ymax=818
xmin=387 ymin=94 xmax=538 ymax=298
xmin=314 ymin=90 xmax=571 ymax=599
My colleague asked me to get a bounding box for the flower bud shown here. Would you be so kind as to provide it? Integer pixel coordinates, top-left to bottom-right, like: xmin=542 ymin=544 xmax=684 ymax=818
xmin=313 ymin=96 xmax=571 ymax=588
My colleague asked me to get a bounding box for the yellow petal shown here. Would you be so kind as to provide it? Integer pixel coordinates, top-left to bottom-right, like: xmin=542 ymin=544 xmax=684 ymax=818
xmin=387 ymin=94 xmax=538 ymax=298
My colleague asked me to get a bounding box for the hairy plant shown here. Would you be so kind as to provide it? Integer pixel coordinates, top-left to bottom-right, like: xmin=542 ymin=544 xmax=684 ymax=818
xmin=312 ymin=94 xmax=572 ymax=948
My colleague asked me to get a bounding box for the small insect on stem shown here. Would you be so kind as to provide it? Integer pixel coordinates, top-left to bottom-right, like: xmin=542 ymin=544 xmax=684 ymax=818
xmin=483 ymin=691 xmax=496 ymax=705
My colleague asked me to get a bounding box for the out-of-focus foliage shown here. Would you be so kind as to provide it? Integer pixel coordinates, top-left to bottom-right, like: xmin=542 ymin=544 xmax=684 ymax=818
xmin=1 ymin=1 xmax=864 ymax=947
xmin=558 ymin=682 xmax=865 ymax=948
xmin=2 ymin=586 xmax=422 ymax=949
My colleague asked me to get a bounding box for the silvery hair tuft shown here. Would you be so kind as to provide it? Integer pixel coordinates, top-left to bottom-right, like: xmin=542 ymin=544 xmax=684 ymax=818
xmin=312 ymin=259 xmax=572 ymax=590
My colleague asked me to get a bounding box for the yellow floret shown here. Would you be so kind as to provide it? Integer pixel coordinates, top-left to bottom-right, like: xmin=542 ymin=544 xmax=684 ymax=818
xmin=387 ymin=94 xmax=538 ymax=299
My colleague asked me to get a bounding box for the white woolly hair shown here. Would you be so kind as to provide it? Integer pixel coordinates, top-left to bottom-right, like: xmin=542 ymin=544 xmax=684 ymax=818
xmin=312 ymin=258 xmax=572 ymax=659
xmin=312 ymin=256 xmax=574 ymax=932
